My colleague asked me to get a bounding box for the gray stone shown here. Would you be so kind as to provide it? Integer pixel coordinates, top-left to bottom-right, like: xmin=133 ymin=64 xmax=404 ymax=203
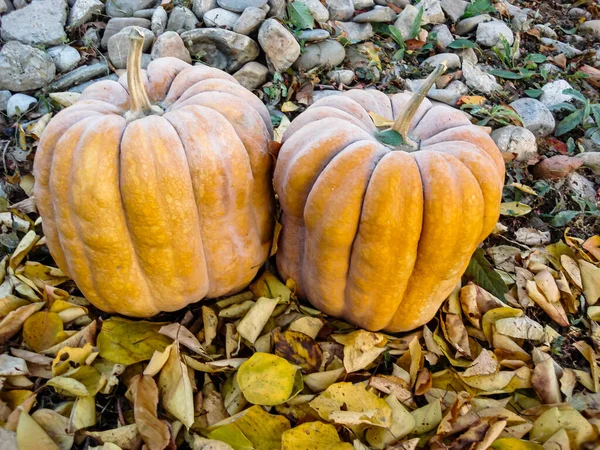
xmin=533 ymin=24 xmax=557 ymax=39
xmin=325 ymin=0 xmax=353 ymax=21
xmin=0 ymin=41 xmax=55 ymax=92
xmin=167 ymin=6 xmax=199 ymax=32
xmin=420 ymin=0 xmax=445 ymax=25
xmin=297 ymin=29 xmax=330 ymax=42
xmin=258 ymin=19 xmax=300 ymax=73
xmin=380 ymin=0 xmax=408 ymax=6
xmin=105 ymin=0 xmax=158 ymax=17
xmin=47 ymin=45 xmax=81 ymax=72
xmin=328 ymin=69 xmax=354 ymax=85
xmin=432 ymin=24 xmax=454 ymax=49
xmin=568 ymin=7 xmax=590 ymax=20
xmin=581 ymin=20 xmax=600 ymax=40
xmin=353 ymin=6 xmax=396 ymax=22
xmin=298 ymin=0 xmax=329 ymax=23
xmin=476 ymin=20 xmax=514 ymax=47
xmin=0 ymin=0 xmax=67 ymax=46
xmin=233 ymin=7 xmax=266 ymax=35
xmin=101 ymin=18 xmax=151 ymax=47
xmin=217 ymin=0 xmax=266 ymax=12
xmin=491 ymin=125 xmax=537 ymax=162
xmin=0 ymin=0 xmax=7 ymax=13
xmin=540 ymin=79 xmax=575 ymax=108
xmin=82 ymin=28 xmax=101 ymax=47
xmin=462 ymin=60 xmax=501 ymax=94
xmin=266 ymin=0 xmax=286 ymax=19
xmin=458 ymin=47 xmax=477 ymax=64
xmin=180 ymin=28 xmax=260 ymax=72
xmin=393 ymin=4 xmax=419 ymax=40
xmin=133 ymin=8 xmax=156 ymax=18
xmin=68 ymin=73 xmax=119 ymax=92
xmin=193 ymin=0 xmax=217 ymax=19
xmin=204 ymin=8 xmax=241 ymax=28
xmin=334 ymin=22 xmax=373 ymax=42
xmin=353 ymin=0 xmax=373 ymax=9
xmin=48 ymin=62 xmax=109 ymax=92
xmin=440 ymin=0 xmax=467 ymax=22
xmin=151 ymin=31 xmax=192 ymax=62
xmin=13 ymin=0 xmax=27 ymax=8
xmin=108 ymin=26 xmax=154 ymax=69
xmin=421 ymin=52 xmax=460 ymax=70
xmin=406 ymin=78 xmax=467 ymax=106
xmin=567 ymin=172 xmax=596 ymax=203
xmin=540 ymin=37 xmax=583 ymax=58
xmin=509 ymin=98 xmax=555 ymax=138
xmin=294 ymin=39 xmax=345 ymax=71
xmin=540 ymin=63 xmax=561 ymax=76
xmin=6 ymin=93 xmax=36 ymax=117
xmin=0 ymin=91 xmax=11 ymax=112
xmin=151 ymin=6 xmax=168 ymax=36
xmin=455 ymin=14 xmax=491 ymax=35
xmin=233 ymin=61 xmax=268 ymax=89
xmin=68 ymin=0 xmax=103 ymax=29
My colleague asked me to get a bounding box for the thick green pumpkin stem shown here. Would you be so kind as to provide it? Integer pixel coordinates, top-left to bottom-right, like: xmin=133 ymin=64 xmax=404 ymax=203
xmin=125 ymin=27 xmax=163 ymax=121
xmin=391 ymin=62 xmax=448 ymax=149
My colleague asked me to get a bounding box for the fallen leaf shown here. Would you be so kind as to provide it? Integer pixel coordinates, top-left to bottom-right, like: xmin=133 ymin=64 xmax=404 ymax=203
xmin=85 ymin=424 xmax=141 ymax=450
xmin=583 ymin=235 xmax=600 ymax=261
xmin=158 ymin=343 xmax=194 ymax=427
xmin=530 ymin=407 xmax=597 ymax=446
xmin=250 ymin=271 xmax=291 ymax=304
xmin=463 ymin=350 xmax=498 ymax=377
xmin=494 ymin=316 xmax=544 ymax=340
xmin=0 ymin=302 xmax=45 ymax=344
xmin=10 ymin=230 xmax=40 ymax=270
xmin=202 ymin=306 xmax=218 ymax=348
xmin=159 ymin=323 xmax=207 ymax=357
xmin=52 ymin=343 xmax=95 ymax=376
xmin=281 ymin=421 xmax=353 ymax=450
xmin=578 ymin=259 xmax=600 ymax=305
xmin=237 ymin=352 xmax=300 ymax=406
xmin=365 ymin=394 xmax=415 ymax=448
xmin=410 ymin=399 xmax=442 ymax=434
xmin=303 ymin=367 xmax=345 ymax=393
xmin=237 ymin=297 xmax=280 ymax=344
xmin=499 ymin=202 xmax=532 ymax=217
xmin=458 ymin=95 xmax=486 ymax=106
xmin=16 ymin=411 xmax=60 ymax=450
xmin=0 ymin=354 xmax=29 ymax=376
xmin=31 ymin=409 xmax=74 ymax=450
xmin=127 ymin=375 xmax=170 ymax=450
xmin=332 ymin=330 xmax=387 ymax=373
xmin=531 ymin=358 xmax=561 ymax=404
xmin=47 ymin=366 xmax=105 ymax=397
xmin=274 ymin=329 xmax=322 ymax=373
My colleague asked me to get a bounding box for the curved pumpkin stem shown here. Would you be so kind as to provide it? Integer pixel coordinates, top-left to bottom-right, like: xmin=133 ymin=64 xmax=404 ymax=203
xmin=125 ymin=27 xmax=163 ymax=121
xmin=391 ymin=62 xmax=447 ymax=149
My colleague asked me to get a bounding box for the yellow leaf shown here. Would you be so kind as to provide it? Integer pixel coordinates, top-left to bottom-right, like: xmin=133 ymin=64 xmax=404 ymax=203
xmin=282 ymin=422 xmax=353 ymax=450
xmin=23 ymin=312 xmax=64 ymax=352
xmin=366 ymin=395 xmax=415 ymax=448
xmin=250 ymin=272 xmax=291 ymax=304
xmin=158 ymin=343 xmax=194 ymax=427
xmin=69 ymin=396 xmax=96 ymax=432
xmin=368 ymin=111 xmax=394 ymax=127
xmin=579 ymin=259 xmax=600 ymax=305
xmin=10 ymin=230 xmax=40 ymax=270
xmin=410 ymin=400 xmax=442 ymax=434
xmin=237 ymin=352 xmax=300 ymax=406
xmin=583 ymin=235 xmax=600 ymax=261
xmin=0 ymin=389 xmax=34 ymax=410
xmin=508 ymin=183 xmax=538 ymax=196
xmin=530 ymin=407 xmax=597 ymax=446
xmin=236 ymin=297 xmax=280 ymax=344
xmin=458 ymin=95 xmax=487 ymax=106
xmin=16 ymin=411 xmax=60 ymax=450
xmin=303 ymin=367 xmax=345 ymax=393
xmin=159 ymin=323 xmax=207 ymax=357
xmin=499 ymin=202 xmax=532 ymax=217
xmin=52 ymin=343 xmax=95 ymax=376
xmin=332 ymin=330 xmax=387 ymax=373
xmin=127 ymin=375 xmax=170 ymax=450
xmin=281 ymin=101 xmax=300 ymax=113
xmin=273 ymin=329 xmax=323 ymax=372
xmin=206 ymin=405 xmax=291 ymax=450
xmin=309 ymin=382 xmax=392 ymax=429
xmin=49 ymin=92 xmax=80 ymax=107
xmin=85 ymin=424 xmax=141 ymax=449
xmin=288 ymin=316 xmax=323 ymax=339
xmin=97 ymin=317 xmax=171 ymax=365
xmin=481 ymin=307 xmax=523 ymax=344
xmin=31 ymin=409 xmax=74 ymax=450
xmin=47 ymin=366 xmax=105 ymax=397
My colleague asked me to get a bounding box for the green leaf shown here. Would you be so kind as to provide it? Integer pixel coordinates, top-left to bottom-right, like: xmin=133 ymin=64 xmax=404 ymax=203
xmin=555 ymin=109 xmax=584 ymax=136
xmin=388 ymin=25 xmax=405 ymax=47
xmin=524 ymin=53 xmax=547 ymax=64
xmin=562 ymin=88 xmax=586 ymax=103
xmin=464 ymin=248 xmax=508 ymax=301
xmin=463 ymin=0 xmax=496 ymax=18
xmin=409 ymin=6 xmax=423 ymax=40
xmin=549 ymin=210 xmax=580 ymax=227
xmin=392 ymin=48 xmax=405 ymax=61
xmin=489 ymin=69 xmax=524 ymax=79
xmin=548 ymin=102 xmax=577 ymax=112
xmin=375 ymin=129 xmax=404 ymax=146
xmin=287 ymin=1 xmax=314 ymax=30
xmin=524 ymin=89 xmax=543 ymax=98
xmin=448 ymin=39 xmax=477 ymax=49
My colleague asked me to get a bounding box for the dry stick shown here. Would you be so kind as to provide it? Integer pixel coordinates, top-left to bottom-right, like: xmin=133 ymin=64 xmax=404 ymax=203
xmin=391 ymin=62 xmax=448 ymax=150
xmin=124 ymin=27 xmax=164 ymax=122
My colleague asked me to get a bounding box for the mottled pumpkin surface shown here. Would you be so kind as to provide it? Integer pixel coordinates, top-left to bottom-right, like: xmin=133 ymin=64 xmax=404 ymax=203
xmin=274 ymin=90 xmax=505 ymax=332
xmin=34 ymin=57 xmax=275 ymax=317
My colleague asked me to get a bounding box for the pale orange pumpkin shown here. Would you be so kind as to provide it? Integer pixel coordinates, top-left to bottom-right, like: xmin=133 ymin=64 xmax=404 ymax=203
xmin=33 ymin=28 xmax=275 ymax=317
xmin=274 ymin=64 xmax=505 ymax=332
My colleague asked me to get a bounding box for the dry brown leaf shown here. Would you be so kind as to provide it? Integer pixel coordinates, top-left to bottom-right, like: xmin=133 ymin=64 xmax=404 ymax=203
xmin=445 ymin=313 xmax=471 ymax=358
xmin=273 ymin=329 xmax=322 ymax=373
xmin=332 ymin=330 xmax=387 ymax=373
xmin=532 ymin=358 xmax=562 ymax=404
xmin=159 ymin=323 xmax=207 ymax=357
xmin=237 ymin=297 xmax=279 ymax=344
xmin=578 ymin=259 xmax=600 ymax=305
xmin=31 ymin=409 xmax=74 ymax=450
xmin=158 ymin=343 xmax=195 ymax=427
xmin=202 ymin=306 xmax=218 ymax=348
xmin=560 ymin=254 xmax=582 ymax=289
xmin=86 ymin=424 xmax=141 ymax=450
xmin=368 ymin=375 xmax=413 ymax=406
xmin=127 ymin=375 xmax=170 ymax=450
xmin=583 ymin=235 xmax=600 ymax=261
xmin=463 ymin=350 xmax=498 ymax=378
xmin=525 ymin=280 xmax=569 ymax=327
xmin=0 ymin=302 xmax=45 ymax=344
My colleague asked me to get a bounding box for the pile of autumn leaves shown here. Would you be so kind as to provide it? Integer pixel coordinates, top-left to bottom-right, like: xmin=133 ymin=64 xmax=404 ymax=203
xmin=0 ymin=220 xmax=600 ymax=449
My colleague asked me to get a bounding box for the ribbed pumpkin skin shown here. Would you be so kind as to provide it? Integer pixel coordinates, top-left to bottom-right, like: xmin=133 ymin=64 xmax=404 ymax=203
xmin=274 ymin=90 xmax=505 ymax=332
xmin=34 ymin=57 xmax=275 ymax=317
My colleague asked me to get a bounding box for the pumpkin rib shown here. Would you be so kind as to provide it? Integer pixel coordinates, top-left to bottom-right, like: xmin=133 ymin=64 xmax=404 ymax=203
xmin=164 ymin=105 xmax=263 ymax=298
xmin=118 ymin=115 xmax=210 ymax=312
xmin=171 ymin=91 xmax=274 ymax=260
xmin=342 ymin=90 xmax=393 ymax=119
xmin=79 ymin=80 xmax=131 ymax=108
xmin=160 ymin=64 xmax=237 ymax=106
xmin=302 ymin=140 xmax=388 ymax=317
xmin=302 ymin=96 xmax=377 ymax=130
xmin=273 ymin=118 xmax=375 ymax=218
xmin=411 ymin=105 xmax=473 ymax=142
xmin=343 ymin=150 xmax=424 ymax=331
xmin=386 ymin=151 xmax=484 ymax=331
xmin=276 ymin=213 xmax=307 ymax=298
xmin=145 ymin=57 xmax=194 ymax=102
xmin=390 ymin=92 xmax=433 ymax=132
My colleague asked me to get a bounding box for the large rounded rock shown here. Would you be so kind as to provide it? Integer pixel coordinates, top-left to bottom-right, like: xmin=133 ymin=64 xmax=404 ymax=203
xmin=258 ymin=19 xmax=300 ymax=73
xmin=47 ymin=45 xmax=81 ymax=72
xmin=294 ymin=39 xmax=345 ymax=71
xmin=233 ymin=61 xmax=269 ymax=90
xmin=0 ymin=41 xmax=56 ymax=92
xmin=217 ymin=0 xmax=267 ymax=12
xmin=297 ymin=0 xmax=329 ymax=23
xmin=509 ymin=98 xmax=556 ymax=138
xmin=108 ymin=26 xmax=154 ymax=69
xmin=151 ymin=31 xmax=192 ymax=63
xmin=491 ymin=125 xmax=538 ymax=162
xmin=233 ymin=7 xmax=266 ymax=35
xmin=325 ymin=0 xmax=353 ymax=21
xmin=476 ymin=20 xmax=514 ymax=47
xmin=68 ymin=0 xmax=104 ymax=29
xmin=0 ymin=0 xmax=67 ymax=46
xmin=204 ymin=8 xmax=241 ymax=29
xmin=193 ymin=0 xmax=218 ymax=19
xmin=101 ymin=17 xmax=151 ymax=47
xmin=181 ymin=28 xmax=260 ymax=72
xmin=166 ymin=6 xmax=199 ymax=32
xmin=7 ymin=93 xmax=37 ymax=117
xmin=105 ymin=0 xmax=159 ymax=17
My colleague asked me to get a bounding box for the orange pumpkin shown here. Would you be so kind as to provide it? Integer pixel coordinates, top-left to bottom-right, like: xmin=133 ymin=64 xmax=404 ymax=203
xmin=33 ymin=28 xmax=275 ymax=317
xmin=274 ymin=64 xmax=505 ymax=332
